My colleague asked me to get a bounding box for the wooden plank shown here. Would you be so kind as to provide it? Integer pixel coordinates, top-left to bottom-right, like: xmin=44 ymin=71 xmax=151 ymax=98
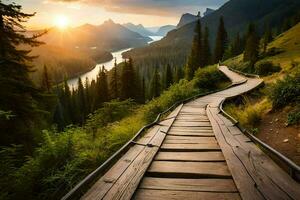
xmin=170 ymin=127 xmax=213 ymax=130
xmin=154 ymin=151 xmax=225 ymax=162
xmin=161 ymin=143 xmax=221 ymax=151
xmin=147 ymin=161 xmax=231 ymax=178
xmin=82 ymin=145 xmax=145 ymax=200
xmin=217 ymin=112 xmax=300 ymax=199
xmin=139 ymin=177 xmax=237 ymax=192
xmin=207 ymin=107 xmax=264 ymax=199
xmin=168 ymin=131 xmax=215 ymax=137
xmin=164 ymin=136 xmax=217 ymax=144
xmin=172 ymin=121 xmax=211 ymax=127
xmin=134 ymin=189 xmax=240 ymax=200
xmin=102 ymin=131 xmax=166 ymax=200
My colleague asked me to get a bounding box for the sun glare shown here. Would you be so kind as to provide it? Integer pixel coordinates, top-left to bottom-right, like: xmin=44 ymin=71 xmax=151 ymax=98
xmin=54 ymin=15 xmax=69 ymax=29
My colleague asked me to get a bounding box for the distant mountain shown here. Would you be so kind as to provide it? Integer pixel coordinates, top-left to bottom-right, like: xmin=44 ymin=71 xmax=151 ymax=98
xmin=156 ymin=25 xmax=176 ymax=36
xmin=203 ymin=8 xmax=215 ymax=16
xmin=39 ymin=19 xmax=151 ymax=51
xmin=125 ymin=0 xmax=300 ymax=73
xmin=123 ymin=23 xmax=156 ymax=36
xmin=176 ymin=13 xmax=199 ymax=28
xmin=146 ymin=26 xmax=160 ymax=33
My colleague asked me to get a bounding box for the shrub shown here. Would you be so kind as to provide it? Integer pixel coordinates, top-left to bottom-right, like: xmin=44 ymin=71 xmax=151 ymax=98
xmin=255 ymin=61 xmax=281 ymax=76
xmin=287 ymin=109 xmax=300 ymax=125
xmin=269 ymin=73 xmax=300 ymax=108
xmin=224 ymin=98 xmax=271 ymax=130
xmin=194 ymin=65 xmax=229 ymax=90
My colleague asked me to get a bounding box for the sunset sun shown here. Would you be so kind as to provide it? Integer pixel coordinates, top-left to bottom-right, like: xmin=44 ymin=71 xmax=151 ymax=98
xmin=54 ymin=15 xmax=69 ymax=29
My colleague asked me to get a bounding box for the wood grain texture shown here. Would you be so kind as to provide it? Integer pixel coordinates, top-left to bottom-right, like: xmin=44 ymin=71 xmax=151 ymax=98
xmin=154 ymin=151 xmax=225 ymax=162
xmin=133 ymin=189 xmax=240 ymax=200
xmin=139 ymin=177 xmax=237 ymax=192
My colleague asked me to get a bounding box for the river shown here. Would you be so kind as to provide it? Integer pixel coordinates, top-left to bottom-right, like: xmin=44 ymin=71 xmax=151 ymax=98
xmin=67 ymin=36 xmax=163 ymax=88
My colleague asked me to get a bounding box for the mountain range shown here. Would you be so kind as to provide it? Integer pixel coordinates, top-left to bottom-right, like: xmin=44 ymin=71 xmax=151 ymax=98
xmin=124 ymin=0 xmax=300 ymax=70
xmin=124 ymin=23 xmax=176 ymax=37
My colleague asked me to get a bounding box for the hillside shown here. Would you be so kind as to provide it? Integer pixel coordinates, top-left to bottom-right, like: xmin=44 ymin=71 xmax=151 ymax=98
xmin=125 ymin=0 xmax=300 ymax=71
xmin=156 ymin=25 xmax=176 ymax=36
xmin=224 ymin=23 xmax=300 ymax=165
xmin=123 ymin=23 xmax=155 ymax=36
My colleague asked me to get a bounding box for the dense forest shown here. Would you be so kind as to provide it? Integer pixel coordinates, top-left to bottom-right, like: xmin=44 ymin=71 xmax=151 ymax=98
xmin=1 ymin=0 xmax=300 ymax=199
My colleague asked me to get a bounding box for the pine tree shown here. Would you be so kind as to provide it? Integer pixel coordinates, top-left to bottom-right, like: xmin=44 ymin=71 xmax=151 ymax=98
xmin=77 ymin=77 xmax=86 ymax=124
xmin=110 ymin=58 xmax=119 ymax=99
xmin=150 ymin=68 xmax=161 ymax=98
xmin=41 ymin=65 xmax=52 ymax=92
xmin=185 ymin=18 xmax=202 ymax=80
xmin=121 ymin=58 xmax=136 ymax=100
xmin=244 ymin=23 xmax=259 ymax=69
xmin=84 ymin=77 xmax=91 ymax=114
xmin=96 ymin=66 xmax=109 ymax=107
xmin=174 ymin=67 xmax=184 ymax=83
xmin=214 ymin=16 xmax=228 ymax=63
xmin=62 ymin=77 xmax=72 ymax=124
xmin=232 ymin=32 xmax=242 ymax=56
xmin=262 ymin=24 xmax=273 ymax=53
xmin=0 ymin=1 xmax=47 ymax=150
xmin=165 ymin=64 xmax=173 ymax=88
xmin=202 ymin=26 xmax=211 ymax=66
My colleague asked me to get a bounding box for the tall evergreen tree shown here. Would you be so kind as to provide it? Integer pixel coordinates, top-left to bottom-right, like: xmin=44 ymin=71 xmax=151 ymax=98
xmin=174 ymin=67 xmax=184 ymax=83
xmin=262 ymin=24 xmax=273 ymax=53
xmin=41 ymin=65 xmax=51 ymax=92
xmin=232 ymin=32 xmax=242 ymax=56
xmin=0 ymin=1 xmax=47 ymax=151
xmin=110 ymin=58 xmax=119 ymax=99
xmin=202 ymin=26 xmax=211 ymax=66
xmin=185 ymin=18 xmax=202 ymax=80
xmin=214 ymin=16 xmax=228 ymax=63
xmin=77 ymin=77 xmax=86 ymax=124
xmin=84 ymin=77 xmax=91 ymax=114
xmin=165 ymin=64 xmax=173 ymax=88
xmin=96 ymin=66 xmax=109 ymax=107
xmin=121 ymin=58 xmax=135 ymax=100
xmin=150 ymin=68 xmax=161 ymax=98
xmin=244 ymin=23 xmax=259 ymax=68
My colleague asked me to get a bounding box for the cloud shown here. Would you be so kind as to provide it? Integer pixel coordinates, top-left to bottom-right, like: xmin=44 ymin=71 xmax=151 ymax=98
xmin=50 ymin=0 xmax=228 ymax=16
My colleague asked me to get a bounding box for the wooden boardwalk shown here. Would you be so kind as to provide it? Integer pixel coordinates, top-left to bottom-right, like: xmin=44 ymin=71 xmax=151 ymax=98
xmin=82 ymin=66 xmax=300 ymax=200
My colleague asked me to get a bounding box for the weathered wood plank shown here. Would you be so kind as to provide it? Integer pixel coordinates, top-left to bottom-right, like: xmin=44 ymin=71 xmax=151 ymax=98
xmin=172 ymin=121 xmax=211 ymax=127
xmin=81 ymin=145 xmax=145 ymax=200
xmin=207 ymin=107 xmax=264 ymax=200
xmin=161 ymin=143 xmax=221 ymax=151
xmin=154 ymin=151 xmax=225 ymax=162
xmin=102 ymin=131 xmax=166 ymax=200
xmin=165 ymin=135 xmax=217 ymax=143
xmin=217 ymin=111 xmax=300 ymax=200
xmin=147 ymin=161 xmax=231 ymax=178
xmin=133 ymin=189 xmax=240 ymax=200
xmin=168 ymin=131 xmax=215 ymax=137
xmin=139 ymin=177 xmax=237 ymax=192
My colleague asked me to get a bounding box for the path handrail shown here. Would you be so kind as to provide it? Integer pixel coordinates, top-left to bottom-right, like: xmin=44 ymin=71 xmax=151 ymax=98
xmin=218 ymin=69 xmax=300 ymax=182
xmin=61 ymin=75 xmax=238 ymax=200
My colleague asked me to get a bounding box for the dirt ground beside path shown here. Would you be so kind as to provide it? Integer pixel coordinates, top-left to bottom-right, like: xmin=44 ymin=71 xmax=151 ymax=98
xmin=256 ymin=109 xmax=300 ymax=165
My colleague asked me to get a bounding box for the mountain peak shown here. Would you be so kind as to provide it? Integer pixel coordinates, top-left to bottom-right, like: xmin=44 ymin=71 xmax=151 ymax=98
xmin=177 ymin=13 xmax=199 ymax=28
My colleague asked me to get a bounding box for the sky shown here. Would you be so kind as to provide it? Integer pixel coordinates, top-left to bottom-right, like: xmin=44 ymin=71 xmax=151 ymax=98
xmin=9 ymin=0 xmax=228 ymax=29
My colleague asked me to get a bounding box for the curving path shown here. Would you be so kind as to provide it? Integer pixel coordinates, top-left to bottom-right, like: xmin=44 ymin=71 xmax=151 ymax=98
xmin=81 ymin=66 xmax=300 ymax=200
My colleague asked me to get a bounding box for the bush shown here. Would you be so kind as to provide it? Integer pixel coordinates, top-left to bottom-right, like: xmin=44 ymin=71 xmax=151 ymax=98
xmin=255 ymin=61 xmax=281 ymax=76
xmin=225 ymin=98 xmax=271 ymax=130
xmin=269 ymin=73 xmax=300 ymax=108
xmin=194 ymin=65 xmax=229 ymax=90
xmin=287 ymin=109 xmax=300 ymax=125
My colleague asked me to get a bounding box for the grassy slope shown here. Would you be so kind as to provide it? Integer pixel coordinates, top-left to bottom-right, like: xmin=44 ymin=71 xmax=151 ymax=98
xmin=224 ymin=23 xmax=300 ymax=164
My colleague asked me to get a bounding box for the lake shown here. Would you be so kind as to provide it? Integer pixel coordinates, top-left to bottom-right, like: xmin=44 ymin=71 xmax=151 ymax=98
xmin=67 ymin=36 xmax=163 ymax=88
